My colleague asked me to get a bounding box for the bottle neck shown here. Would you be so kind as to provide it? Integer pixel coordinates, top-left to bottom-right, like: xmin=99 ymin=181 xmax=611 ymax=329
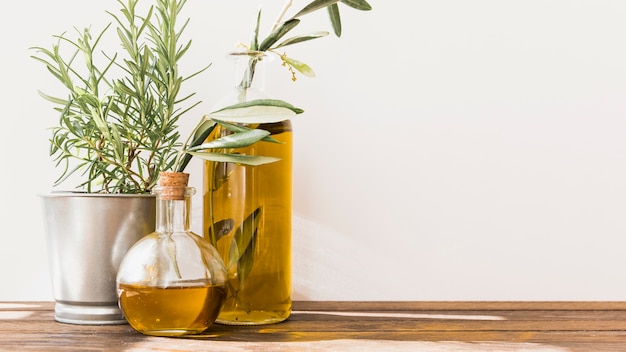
xmin=230 ymin=51 xmax=271 ymax=101
xmin=154 ymin=187 xmax=194 ymax=233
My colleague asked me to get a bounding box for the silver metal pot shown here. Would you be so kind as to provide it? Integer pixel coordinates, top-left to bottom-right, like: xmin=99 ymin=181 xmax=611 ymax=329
xmin=40 ymin=193 xmax=155 ymax=325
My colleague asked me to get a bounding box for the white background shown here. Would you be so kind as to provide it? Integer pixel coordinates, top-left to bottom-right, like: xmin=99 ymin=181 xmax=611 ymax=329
xmin=2 ymin=0 xmax=626 ymax=301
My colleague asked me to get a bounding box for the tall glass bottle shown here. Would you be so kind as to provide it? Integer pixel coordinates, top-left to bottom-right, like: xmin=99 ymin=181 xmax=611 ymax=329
xmin=204 ymin=51 xmax=292 ymax=325
xmin=117 ymin=172 xmax=227 ymax=336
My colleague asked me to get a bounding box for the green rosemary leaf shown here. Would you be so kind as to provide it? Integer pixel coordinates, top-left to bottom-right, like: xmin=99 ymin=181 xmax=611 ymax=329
xmin=110 ymin=123 xmax=124 ymax=160
xmin=37 ymin=91 xmax=67 ymax=105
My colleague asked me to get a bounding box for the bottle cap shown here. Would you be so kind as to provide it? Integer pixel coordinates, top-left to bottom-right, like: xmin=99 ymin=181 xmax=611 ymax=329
xmin=157 ymin=172 xmax=189 ymax=200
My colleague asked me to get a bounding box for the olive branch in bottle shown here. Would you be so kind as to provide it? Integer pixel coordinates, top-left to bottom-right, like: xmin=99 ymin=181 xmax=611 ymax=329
xmin=200 ymin=0 xmax=373 ymax=298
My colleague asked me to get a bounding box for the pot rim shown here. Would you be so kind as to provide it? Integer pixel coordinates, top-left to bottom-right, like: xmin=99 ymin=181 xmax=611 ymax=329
xmin=39 ymin=192 xmax=155 ymax=199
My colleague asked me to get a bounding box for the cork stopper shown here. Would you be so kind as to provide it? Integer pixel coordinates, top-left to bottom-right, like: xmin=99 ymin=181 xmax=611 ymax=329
xmin=157 ymin=172 xmax=189 ymax=200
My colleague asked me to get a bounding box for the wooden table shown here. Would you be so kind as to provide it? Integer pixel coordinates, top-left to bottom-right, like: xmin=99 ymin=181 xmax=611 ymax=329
xmin=2 ymin=301 xmax=626 ymax=351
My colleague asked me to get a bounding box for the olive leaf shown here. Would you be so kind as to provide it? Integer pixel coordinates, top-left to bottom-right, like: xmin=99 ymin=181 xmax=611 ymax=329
xmin=208 ymin=218 xmax=235 ymax=243
xmin=236 ymin=230 xmax=257 ymax=285
xmin=327 ymin=4 xmax=342 ymax=37
xmin=176 ymin=119 xmax=217 ymax=172
xmin=166 ymin=237 xmax=182 ymax=279
xmin=183 ymin=118 xmax=284 ymax=166
xmin=187 ymin=151 xmax=280 ymax=166
xmin=340 ymin=0 xmax=372 ymax=11
xmin=291 ymin=0 xmax=340 ymax=19
xmin=283 ymin=56 xmax=316 ymax=77
xmin=227 ymin=207 xmax=262 ymax=271
xmin=208 ymin=99 xmax=304 ymax=124
xmin=259 ymin=19 xmax=301 ymax=52
xmin=250 ymin=7 xmax=262 ymax=51
xmin=188 ymin=129 xmax=271 ymax=151
xmin=274 ymin=31 xmax=329 ymax=49
xmin=214 ymin=119 xmax=281 ymax=144
xmin=212 ymin=99 xmax=304 ymax=115
xmin=210 ymin=161 xmax=236 ymax=191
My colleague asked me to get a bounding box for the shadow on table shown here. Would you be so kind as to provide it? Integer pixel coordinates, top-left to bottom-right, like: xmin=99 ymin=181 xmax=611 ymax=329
xmin=186 ymin=310 xmax=508 ymax=343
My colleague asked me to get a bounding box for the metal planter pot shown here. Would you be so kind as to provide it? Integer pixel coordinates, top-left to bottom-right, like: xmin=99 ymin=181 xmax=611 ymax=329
xmin=41 ymin=193 xmax=155 ymax=325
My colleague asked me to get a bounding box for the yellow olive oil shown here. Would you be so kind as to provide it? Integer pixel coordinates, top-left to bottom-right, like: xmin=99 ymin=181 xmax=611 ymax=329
xmin=204 ymin=121 xmax=292 ymax=325
xmin=118 ymin=283 xmax=226 ymax=336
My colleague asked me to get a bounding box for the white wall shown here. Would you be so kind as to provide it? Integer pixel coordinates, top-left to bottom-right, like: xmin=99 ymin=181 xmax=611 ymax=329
xmin=3 ymin=0 xmax=626 ymax=301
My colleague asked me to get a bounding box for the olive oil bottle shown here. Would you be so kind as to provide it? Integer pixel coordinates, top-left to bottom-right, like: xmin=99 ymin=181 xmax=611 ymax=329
xmin=204 ymin=120 xmax=292 ymax=325
xmin=203 ymin=50 xmax=293 ymax=325
xmin=117 ymin=172 xmax=227 ymax=336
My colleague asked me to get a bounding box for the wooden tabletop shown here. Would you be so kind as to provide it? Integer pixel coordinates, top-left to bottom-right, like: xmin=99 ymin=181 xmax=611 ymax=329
xmin=2 ymin=301 xmax=626 ymax=351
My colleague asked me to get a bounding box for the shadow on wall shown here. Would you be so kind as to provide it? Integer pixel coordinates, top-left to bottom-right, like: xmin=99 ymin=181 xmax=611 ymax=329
xmin=292 ymin=215 xmax=390 ymax=301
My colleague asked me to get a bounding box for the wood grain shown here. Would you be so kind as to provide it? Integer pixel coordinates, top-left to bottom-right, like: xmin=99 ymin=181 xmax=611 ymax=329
xmin=1 ymin=301 xmax=626 ymax=351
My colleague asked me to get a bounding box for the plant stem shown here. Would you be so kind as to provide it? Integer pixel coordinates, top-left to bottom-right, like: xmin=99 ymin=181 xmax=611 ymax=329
xmin=207 ymin=163 xmax=218 ymax=247
xmin=269 ymin=0 xmax=293 ymax=34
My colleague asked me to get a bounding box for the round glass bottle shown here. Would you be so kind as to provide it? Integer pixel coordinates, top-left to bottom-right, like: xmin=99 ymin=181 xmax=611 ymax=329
xmin=117 ymin=172 xmax=227 ymax=336
xmin=204 ymin=51 xmax=292 ymax=325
